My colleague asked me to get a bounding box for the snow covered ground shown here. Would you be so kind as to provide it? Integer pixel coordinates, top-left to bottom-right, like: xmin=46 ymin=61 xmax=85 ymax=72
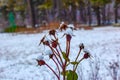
xmin=0 ymin=26 xmax=120 ymax=80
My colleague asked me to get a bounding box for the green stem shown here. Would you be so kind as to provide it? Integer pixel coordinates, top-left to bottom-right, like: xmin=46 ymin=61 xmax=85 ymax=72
xmin=74 ymin=57 xmax=84 ymax=71
xmin=73 ymin=49 xmax=82 ymax=70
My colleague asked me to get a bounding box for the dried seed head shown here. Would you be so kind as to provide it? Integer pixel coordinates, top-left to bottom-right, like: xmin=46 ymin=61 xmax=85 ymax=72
xmin=79 ymin=43 xmax=84 ymax=50
xmin=49 ymin=54 xmax=54 ymax=58
xmin=37 ymin=60 xmax=46 ymax=66
xmin=49 ymin=29 xmax=56 ymax=36
xmin=43 ymin=41 xmax=50 ymax=46
xmin=59 ymin=24 xmax=68 ymax=31
xmin=83 ymin=53 xmax=90 ymax=59
xmin=83 ymin=49 xmax=90 ymax=59
xmin=51 ymin=39 xmax=58 ymax=48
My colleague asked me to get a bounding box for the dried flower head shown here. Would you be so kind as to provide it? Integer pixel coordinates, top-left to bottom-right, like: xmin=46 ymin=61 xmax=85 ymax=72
xmin=83 ymin=50 xmax=90 ymax=59
xmin=43 ymin=41 xmax=50 ymax=46
xmin=83 ymin=53 xmax=90 ymax=59
xmin=51 ymin=39 xmax=59 ymax=48
xmin=49 ymin=54 xmax=54 ymax=59
xmin=37 ymin=60 xmax=46 ymax=66
xmin=79 ymin=43 xmax=84 ymax=50
xmin=59 ymin=24 xmax=68 ymax=31
xmin=49 ymin=29 xmax=56 ymax=36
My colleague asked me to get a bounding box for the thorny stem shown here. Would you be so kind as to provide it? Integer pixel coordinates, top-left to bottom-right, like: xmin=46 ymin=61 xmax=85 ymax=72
xmin=45 ymin=63 xmax=60 ymax=80
xmin=52 ymin=58 xmax=61 ymax=78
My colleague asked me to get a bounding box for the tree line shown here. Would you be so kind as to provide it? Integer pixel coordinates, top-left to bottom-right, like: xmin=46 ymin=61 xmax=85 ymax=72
xmin=0 ymin=0 xmax=120 ymax=27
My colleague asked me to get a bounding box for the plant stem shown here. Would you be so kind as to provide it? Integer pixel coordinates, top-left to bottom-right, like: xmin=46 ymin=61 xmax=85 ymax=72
xmin=52 ymin=58 xmax=61 ymax=78
xmin=45 ymin=63 xmax=60 ymax=80
xmin=49 ymin=46 xmax=62 ymax=68
xmin=56 ymin=48 xmax=64 ymax=65
xmin=58 ymin=44 xmax=63 ymax=53
xmin=67 ymin=41 xmax=70 ymax=57
xmin=63 ymin=64 xmax=66 ymax=80
xmin=54 ymin=54 xmax=62 ymax=68
xmin=74 ymin=57 xmax=84 ymax=71
xmin=75 ymin=49 xmax=82 ymax=62
xmin=73 ymin=49 xmax=82 ymax=70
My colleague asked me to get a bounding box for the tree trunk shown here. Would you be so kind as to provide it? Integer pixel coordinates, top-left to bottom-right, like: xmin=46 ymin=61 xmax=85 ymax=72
xmin=95 ymin=7 xmax=101 ymax=26
xmin=114 ymin=6 xmax=118 ymax=23
xmin=80 ymin=6 xmax=85 ymax=23
xmin=102 ymin=5 xmax=106 ymax=25
xmin=87 ymin=0 xmax=92 ymax=26
xmin=27 ymin=0 xmax=36 ymax=28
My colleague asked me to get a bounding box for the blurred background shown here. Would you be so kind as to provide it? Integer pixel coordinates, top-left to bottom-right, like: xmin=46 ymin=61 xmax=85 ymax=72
xmin=0 ymin=0 xmax=120 ymax=32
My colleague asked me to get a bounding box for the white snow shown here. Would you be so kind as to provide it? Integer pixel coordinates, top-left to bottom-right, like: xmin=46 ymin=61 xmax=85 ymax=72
xmin=0 ymin=26 xmax=120 ymax=80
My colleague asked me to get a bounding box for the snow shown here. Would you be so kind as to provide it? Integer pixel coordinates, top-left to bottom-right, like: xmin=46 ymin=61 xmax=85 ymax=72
xmin=0 ymin=26 xmax=120 ymax=80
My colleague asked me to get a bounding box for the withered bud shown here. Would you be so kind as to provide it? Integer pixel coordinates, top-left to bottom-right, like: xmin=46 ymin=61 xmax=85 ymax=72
xmin=79 ymin=43 xmax=84 ymax=50
xmin=83 ymin=53 xmax=90 ymax=59
xmin=51 ymin=39 xmax=58 ymax=48
xmin=49 ymin=29 xmax=56 ymax=36
xmin=60 ymin=24 xmax=68 ymax=31
xmin=37 ymin=60 xmax=46 ymax=66
xmin=49 ymin=54 xmax=54 ymax=58
xmin=43 ymin=41 xmax=50 ymax=46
